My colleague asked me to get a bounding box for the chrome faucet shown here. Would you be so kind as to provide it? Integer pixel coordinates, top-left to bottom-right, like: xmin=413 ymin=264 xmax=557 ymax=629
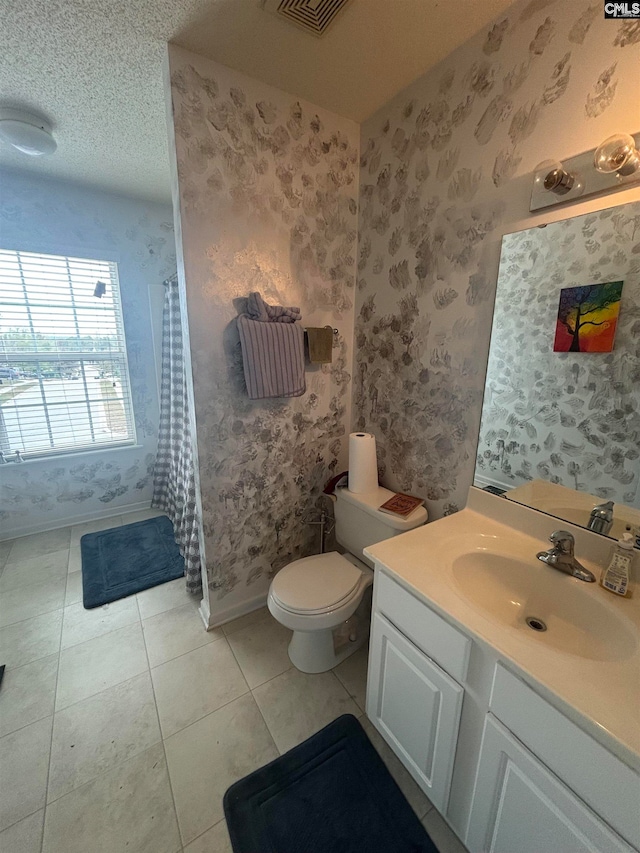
xmin=588 ymin=501 xmax=614 ymax=535
xmin=536 ymin=530 xmax=596 ymax=582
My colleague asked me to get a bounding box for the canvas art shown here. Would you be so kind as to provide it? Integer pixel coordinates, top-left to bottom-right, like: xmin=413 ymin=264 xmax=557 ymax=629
xmin=553 ymin=281 xmax=624 ymax=353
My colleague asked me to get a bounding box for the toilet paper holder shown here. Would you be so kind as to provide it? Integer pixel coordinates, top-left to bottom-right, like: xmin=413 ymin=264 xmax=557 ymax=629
xmin=303 ymin=506 xmax=335 ymax=554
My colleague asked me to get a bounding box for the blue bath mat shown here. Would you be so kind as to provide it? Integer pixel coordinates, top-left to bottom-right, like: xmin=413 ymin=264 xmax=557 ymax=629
xmin=81 ymin=515 xmax=184 ymax=608
xmin=223 ymin=714 xmax=438 ymax=853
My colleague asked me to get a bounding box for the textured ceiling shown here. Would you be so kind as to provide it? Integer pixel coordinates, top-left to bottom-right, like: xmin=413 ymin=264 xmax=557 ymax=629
xmin=0 ymin=0 xmax=515 ymax=204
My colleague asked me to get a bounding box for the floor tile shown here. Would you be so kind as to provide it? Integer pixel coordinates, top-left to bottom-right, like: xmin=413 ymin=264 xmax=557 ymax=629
xmin=143 ymin=602 xmax=222 ymax=668
xmin=0 ymin=654 xmax=58 ymax=738
xmin=184 ymin=819 xmax=232 ymax=853
xmin=64 ymin=571 xmax=82 ymax=607
xmin=361 ymin=717 xmax=434 ymax=820
xmin=0 ymin=539 xmax=14 ymax=571
xmin=0 ymin=549 xmax=68 ymax=593
xmin=137 ymin=576 xmax=198 ymax=620
xmin=227 ymin=614 xmax=292 ymax=688
xmin=0 ymin=577 xmax=66 ymax=629
xmin=8 ymin=528 xmax=71 ymax=563
xmin=0 ymin=715 xmax=52 ymax=832
xmin=0 ymin=809 xmax=44 ymax=853
xmin=48 ymin=671 xmax=161 ymax=803
xmin=165 ymin=693 xmax=278 ymax=845
xmin=221 ymin=606 xmax=269 ymax=636
xmin=61 ymin=596 xmax=139 ymax=650
xmin=0 ymin=609 xmax=62 ymax=669
xmin=67 ymin=547 xmax=81 ymax=575
xmin=252 ymin=668 xmax=360 ymax=754
xmin=333 ymin=644 xmax=369 ymax=712
xmin=56 ymin=622 xmax=148 ymax=711
xmin=70 ymin=516 xmax=122 ymax=550
xmin=42 ymin=743 xmax=180 ymax=853
xmin=422 ymin=807 xmax=468 ymax=853
xmin=152 ymin=640 xmax=248 ymax=738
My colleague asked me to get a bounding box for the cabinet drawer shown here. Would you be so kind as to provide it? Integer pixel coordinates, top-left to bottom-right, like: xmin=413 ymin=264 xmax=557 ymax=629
xmin=376 ymin=571 xmax=470 ymax=683
xmin=490 ymin=664 xmax=640 ymax=848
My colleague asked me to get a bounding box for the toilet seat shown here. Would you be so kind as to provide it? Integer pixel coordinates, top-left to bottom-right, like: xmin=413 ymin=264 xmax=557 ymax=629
xmin=270 ymin=552 xmax=363 ymax=614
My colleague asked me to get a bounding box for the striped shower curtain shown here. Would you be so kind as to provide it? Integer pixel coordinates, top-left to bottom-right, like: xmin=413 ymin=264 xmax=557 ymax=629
xmin=152 ymin=276 xmax=202 ymax=594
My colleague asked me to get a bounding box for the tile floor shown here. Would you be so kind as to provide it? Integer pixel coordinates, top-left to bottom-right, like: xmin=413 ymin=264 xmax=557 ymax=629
xmin=0 ymin=509 xmax=467 ymax=853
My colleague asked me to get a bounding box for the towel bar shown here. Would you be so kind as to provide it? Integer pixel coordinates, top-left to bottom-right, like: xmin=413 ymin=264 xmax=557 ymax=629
xmin=303 ymin=325 xmax=339 ymax=335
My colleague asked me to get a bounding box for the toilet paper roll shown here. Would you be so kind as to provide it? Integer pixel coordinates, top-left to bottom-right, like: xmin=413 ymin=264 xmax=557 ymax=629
xmin=348 ymin=432 xmax=378 ymax=494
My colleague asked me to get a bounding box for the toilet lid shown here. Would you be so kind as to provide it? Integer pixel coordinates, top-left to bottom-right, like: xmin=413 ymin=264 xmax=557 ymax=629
xmin=271 ymin=552 xmax=363 ymax=613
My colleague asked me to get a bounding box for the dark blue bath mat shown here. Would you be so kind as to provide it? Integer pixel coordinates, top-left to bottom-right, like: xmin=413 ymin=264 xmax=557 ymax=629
xmin=223 ymin=714 xmax=438 ymax=853
xmin=81 ymin=515 xmax=184 ymax=608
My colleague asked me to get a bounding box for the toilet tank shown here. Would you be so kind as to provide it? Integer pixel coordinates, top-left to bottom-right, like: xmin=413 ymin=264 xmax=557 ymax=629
xmin=334 ymin=486 xmax=428 ymax=567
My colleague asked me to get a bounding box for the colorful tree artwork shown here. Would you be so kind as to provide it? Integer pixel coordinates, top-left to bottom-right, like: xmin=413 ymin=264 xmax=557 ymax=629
xmin=553 ymin=281 xmax=623 ymax=353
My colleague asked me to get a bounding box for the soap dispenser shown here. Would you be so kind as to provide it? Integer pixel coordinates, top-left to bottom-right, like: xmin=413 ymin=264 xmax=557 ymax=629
xmin=600 ymin=532 xmax=635 ymax=597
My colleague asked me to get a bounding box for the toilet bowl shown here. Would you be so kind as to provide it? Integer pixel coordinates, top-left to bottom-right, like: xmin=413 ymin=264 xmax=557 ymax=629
xmin=268 ymin=486 xmax=427 ymax=673
xmin=268 ymin=551 xmax=373 ymax=673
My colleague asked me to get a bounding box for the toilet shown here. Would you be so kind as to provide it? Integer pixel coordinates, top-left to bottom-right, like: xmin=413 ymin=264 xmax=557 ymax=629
xmin=268 ymin=485 xmax=428 ymax=673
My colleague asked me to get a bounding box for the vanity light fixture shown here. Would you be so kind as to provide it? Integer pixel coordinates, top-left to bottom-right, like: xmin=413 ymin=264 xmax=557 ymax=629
xmin=594 ymin=133 xmax=640 ymax=178
xmin=530 ymin=131 xmax=640 ymax=212
xmin=0 ymin=108 xmax=57 ymax=156
xmin=541 ymin=161 xmax=577 ymax=195
xmin=532 ymin=159 xmax=584 ymax=202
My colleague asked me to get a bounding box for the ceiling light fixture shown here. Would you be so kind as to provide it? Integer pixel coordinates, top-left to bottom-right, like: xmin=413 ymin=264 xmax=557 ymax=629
xmin=0 ymin=108 xmax=57 ymax=156
xmin=594 ymin=132 xmax=640 ymax=178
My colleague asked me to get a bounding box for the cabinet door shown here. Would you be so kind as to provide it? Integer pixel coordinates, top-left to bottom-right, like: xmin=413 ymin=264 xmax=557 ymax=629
xmin=466 ymin=716 xmax=634 ymax=853
xmin=367 ymin=613 xmax=463 ymax=813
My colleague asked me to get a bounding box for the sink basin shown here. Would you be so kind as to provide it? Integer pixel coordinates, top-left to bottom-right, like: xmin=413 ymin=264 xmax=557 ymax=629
xmin=452 ymin=551 xmax=637 ymax=662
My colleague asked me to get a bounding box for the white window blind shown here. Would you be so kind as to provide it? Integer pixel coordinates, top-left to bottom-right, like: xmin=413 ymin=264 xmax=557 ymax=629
xmin=0 ymin=249 xmax=136 ymax=459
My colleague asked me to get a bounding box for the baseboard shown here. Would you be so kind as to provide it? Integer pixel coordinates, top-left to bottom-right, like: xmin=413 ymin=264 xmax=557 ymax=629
xmin=472 ymin=473 xmax=494 ymax=490
xmin=198 ymin=594 xmax=212 ymax=631
xmin=0 ymin=500 xmax=152 ymax=541
xmin=208 ymin=592 xmax=269 ymax=630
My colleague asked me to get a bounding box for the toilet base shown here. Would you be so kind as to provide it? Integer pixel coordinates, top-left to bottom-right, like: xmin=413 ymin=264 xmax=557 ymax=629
xmin=287 ymin=591 xmax=372 ymax=673
xmin=287 ymin=625 xmax=368 ymax=673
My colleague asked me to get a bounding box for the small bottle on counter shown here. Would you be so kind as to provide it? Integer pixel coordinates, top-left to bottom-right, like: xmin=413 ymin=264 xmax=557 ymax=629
xmin=627 ymin=524 xmax=640 ymax=551
xmin=600 ymin=532 xmax=636 ymax=597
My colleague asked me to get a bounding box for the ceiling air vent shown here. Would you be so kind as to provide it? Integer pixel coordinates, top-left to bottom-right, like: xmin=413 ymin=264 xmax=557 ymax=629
xmin=263 ymin=0 xmax=353 ymax=37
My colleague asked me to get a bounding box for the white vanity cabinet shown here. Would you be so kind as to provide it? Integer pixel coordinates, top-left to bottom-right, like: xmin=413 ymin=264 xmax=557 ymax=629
xmin=366 ymin=568 xmax=640 ymax=853
xmin=368 ymin=613 xmax=463 ymax=812
xmin=466 ymin=716 xmax=634 ymax=853
xmin=367 ymin=571 xmax=470 ymax=813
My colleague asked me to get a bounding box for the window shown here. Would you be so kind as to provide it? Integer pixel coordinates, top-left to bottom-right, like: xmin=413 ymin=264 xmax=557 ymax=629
xmin=0 ymin=249 xmax=136 ymax=459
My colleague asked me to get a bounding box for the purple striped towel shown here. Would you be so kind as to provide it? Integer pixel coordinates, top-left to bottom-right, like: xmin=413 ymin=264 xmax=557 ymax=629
xmin=237 ymin=315 xmax=306 ymax=400
xmin=246 ymin=292 xmax=301 ymax=323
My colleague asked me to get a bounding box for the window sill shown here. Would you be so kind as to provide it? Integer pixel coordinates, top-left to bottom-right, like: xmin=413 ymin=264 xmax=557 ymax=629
xmin=1 ymin=444 xmax=148 ymax=467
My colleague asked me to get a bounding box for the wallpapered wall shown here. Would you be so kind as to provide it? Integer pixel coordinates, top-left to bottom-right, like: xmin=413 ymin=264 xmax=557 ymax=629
xmin=166 ymin=47 xmax=359 ymax=619
xmin=0 ymin=169 xmax=175 ymax=538
xmin=354 ymin=1 xmax=640 ymax=521
xmin=477 ymin=201 xmax=640 ymax=505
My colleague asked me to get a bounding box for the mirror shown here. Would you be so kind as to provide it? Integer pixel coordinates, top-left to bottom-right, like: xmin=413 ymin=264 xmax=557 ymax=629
xmin=475 ymin=200 xmax=640 ymax=544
